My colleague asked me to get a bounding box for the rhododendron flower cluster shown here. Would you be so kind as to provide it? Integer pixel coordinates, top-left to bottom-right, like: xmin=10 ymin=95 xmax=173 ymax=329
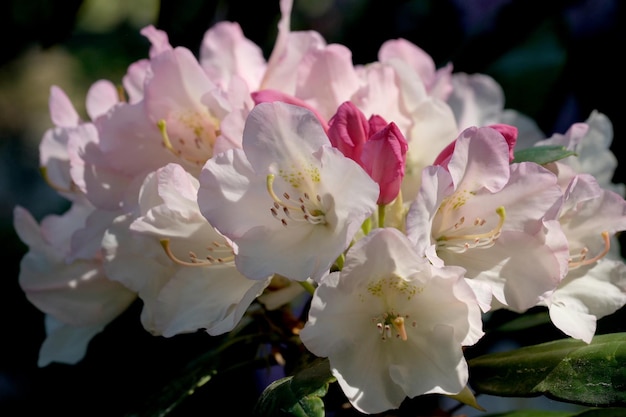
xmin=14 ymin=0 xmax=626 ymax=415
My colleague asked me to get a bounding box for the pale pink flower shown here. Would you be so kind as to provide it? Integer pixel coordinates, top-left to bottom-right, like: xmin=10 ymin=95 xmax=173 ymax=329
xmin=198 ymin=102 xmax=379 ymax=282
xmin=13 ymin=203 xmax=136 ymax=366
xmin=200 ymin=21 xmax=267 ymax=91
xmin=41 ymin=82 xmax=119 ymax=201
xmin=539 ymin=173 xmax=626 ymax=342
xmin=406 ymin=126 xmax=570 ymax=312
xmin=121 ymin=25 xmax=173 ymax=104
xmin=378 ymin=38 xmax=453 ymax=101
xmin=102 ymin=163 xmax=271 ymax=336
xmin=534 ymin=111 xmax=625 ymax=196
xmin=300 ymin=227 xmax=483 ymax=414
xmin=75 ymin=41 xmax=247 ymax=210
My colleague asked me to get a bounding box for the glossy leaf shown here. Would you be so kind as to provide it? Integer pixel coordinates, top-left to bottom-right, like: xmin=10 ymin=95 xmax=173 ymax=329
xmin=482 ymin=410 xmax=573 ymax=417
xmin=512 ymin=145 xmax=577 ymax=165
xmin=468 ymin=333 xmax=626 ymax=407
xmin=494 ymin=311 xmax=552 ymax=333
xmin=482 ymin=408 xmax=626 ymax=417
xmin=253 ymin=358 xmax=335 ymax=417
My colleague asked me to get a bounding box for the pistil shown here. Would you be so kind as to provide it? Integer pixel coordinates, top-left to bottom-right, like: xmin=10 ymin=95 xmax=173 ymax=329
xmin=373 ymin=312 xmax=413 ymax=341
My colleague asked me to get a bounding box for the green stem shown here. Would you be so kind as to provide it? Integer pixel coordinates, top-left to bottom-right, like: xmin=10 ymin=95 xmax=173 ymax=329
xmin=378 ymin=204 xmax=386 ymax=228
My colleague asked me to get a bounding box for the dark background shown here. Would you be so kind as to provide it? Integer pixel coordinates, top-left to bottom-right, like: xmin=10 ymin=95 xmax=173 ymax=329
xmin=1 ymin=0 xmax=624 ymax=416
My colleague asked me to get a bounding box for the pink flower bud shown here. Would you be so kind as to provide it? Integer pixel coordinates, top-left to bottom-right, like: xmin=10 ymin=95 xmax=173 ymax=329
xmin=327 ymin=101 xmax=370 ymax=162
xmin=361 ymin=122 xmax=408 ymax=204
xmin=368 ymin=114 xmax=388 ymax=134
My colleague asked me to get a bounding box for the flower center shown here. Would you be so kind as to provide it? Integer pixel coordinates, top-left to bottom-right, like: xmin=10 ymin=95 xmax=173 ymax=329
xmin=568 ymin=231 xmax=611 ymax=270
xmin=372 ymin=311 xmax=414 ymax=341
xmin=266 ymin=174 xmax=327 ymax=226
xmin=436 ymin=206 xmax=506 ymax=253
xmin=364 ymin=275 xmax=422 ymax=342
xmin=160 ymin=238 xmax=235 ymax=267
xmin=157 ymin=112 xmax=221 ymax=167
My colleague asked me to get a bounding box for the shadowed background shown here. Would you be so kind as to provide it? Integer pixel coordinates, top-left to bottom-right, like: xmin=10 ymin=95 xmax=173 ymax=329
xmin=1 ymin=0 xmax=624 ymax=415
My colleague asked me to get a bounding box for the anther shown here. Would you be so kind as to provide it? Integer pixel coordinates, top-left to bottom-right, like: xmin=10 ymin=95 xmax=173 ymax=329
xmin=438 ymin=206 xmax=506 ymax=253
xmin=266 ymin=174 xmax=326 ymax=226
xmin=569 ymin=231 xmax=611 ymax=269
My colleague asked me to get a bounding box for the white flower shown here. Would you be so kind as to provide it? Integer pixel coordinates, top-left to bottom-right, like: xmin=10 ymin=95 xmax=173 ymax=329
xmin=103 ymin=163 xmax=271 ymax=337
xmin=407 ymin=126 xmax=570 ymax=312
xmin=13 ymin=203 xmax=135 ymax=366
xmin=300 ymin=228 xmax=483 ymax=414
xmin=197 ymin=101 xmax=379 ymax=282
xmin=535 ymin=110 xmax=624 ymax=196
xmin=539 ymin=173 xmax=626 ymax=342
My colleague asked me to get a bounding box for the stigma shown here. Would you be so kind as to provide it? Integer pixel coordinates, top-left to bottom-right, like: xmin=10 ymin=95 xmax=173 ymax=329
xmin=266 ymin=174 xmax=327 ymax=226
xmin=436 ymin=206 xmax=506 ymax=253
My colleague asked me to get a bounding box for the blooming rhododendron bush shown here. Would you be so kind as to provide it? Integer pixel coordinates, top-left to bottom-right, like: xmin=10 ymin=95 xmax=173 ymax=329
xmin=13 ymin=0 xmax=626 ymax=416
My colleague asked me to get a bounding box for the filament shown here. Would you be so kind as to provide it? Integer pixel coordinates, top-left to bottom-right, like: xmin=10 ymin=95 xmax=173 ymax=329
xmin=160 ymin=239 xmax=234 ymax=267
xmin=266 ymin=174 xmax=326 ymax=226
xmin=568 ymin=231 xmax=611 ymax=269
xmin=437 ymin=206 xmax=506 ymax=253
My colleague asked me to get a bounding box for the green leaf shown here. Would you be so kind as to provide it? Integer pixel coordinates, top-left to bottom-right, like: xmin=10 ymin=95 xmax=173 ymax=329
xmin=468 ymin=333 xmax=626 ymax=407
xmin=512 ymin=145 xmax=577 ymax=165
xmin=494 ymin=311 xmax=552 ymax=333
xmin=253 ymin=358 xmax=336 ymax=417
xmin=482 ymin=410 xmax=574 ymax=417
xmin=572 ymin=408 xmax=626 ymax=417
xmin=482 ymin=408 xmax=626 ymax=417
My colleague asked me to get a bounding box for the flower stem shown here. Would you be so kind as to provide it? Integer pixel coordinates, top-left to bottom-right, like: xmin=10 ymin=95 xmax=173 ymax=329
xmin=378 ymin=204 xmax=386 ymax=228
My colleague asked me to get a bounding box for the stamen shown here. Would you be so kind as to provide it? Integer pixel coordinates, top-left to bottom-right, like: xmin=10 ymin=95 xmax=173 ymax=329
xmin=266 ymin=174 xmax=326 ymax=226
xmin=438 ymin=206 xmax=506 ymax=253
xmin=157 ymin=119 xmax=208 ymax=166
xmin=568 ymin=231 xmax=611 ymax=269
xmin=160 ymin=239 xmax=234 ymax=267
xmin=373 ymin=312 xmax=409 ymax=342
